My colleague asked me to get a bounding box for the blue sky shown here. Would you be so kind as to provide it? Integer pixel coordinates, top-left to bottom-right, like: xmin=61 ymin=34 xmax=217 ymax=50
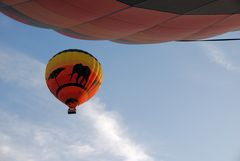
xmin=1 ymin=12 xmax=240 ymax=161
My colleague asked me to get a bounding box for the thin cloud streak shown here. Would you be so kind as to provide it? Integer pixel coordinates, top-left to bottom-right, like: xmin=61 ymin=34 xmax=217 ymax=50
xmin=83 ymin=101 xmax=155 ymax=161
xmin=199 ymin=43 xmax=238 ymax=71
xmin=0 ymin=47 xmax=45 ymax=88
xmin=0 ymin=111 xmax=97 ymax=161
xmin=0 ymin=47 xmax=156 ymax=161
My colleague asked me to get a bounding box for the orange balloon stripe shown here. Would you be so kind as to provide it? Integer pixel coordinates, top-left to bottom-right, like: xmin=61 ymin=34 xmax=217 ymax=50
xmin=85 ymin=61 xmax=102 ymax=90
xmin=57 ymin=86 xmax=89 ymax=105
xmin=46 ymin=65 xmax=100 ymax=95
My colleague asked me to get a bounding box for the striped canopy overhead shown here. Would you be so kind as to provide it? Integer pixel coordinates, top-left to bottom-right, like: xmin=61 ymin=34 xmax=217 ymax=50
xmin=1 ymin=0 xmax=240 ymax=44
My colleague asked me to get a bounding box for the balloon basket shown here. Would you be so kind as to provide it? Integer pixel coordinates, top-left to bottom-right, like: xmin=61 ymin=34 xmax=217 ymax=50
xmin=68 ymin=108 xmax=76 ymax=114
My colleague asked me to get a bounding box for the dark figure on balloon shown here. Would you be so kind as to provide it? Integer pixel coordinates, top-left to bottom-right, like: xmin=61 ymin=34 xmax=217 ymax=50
xmin=48 ymin=67 xmax=65 ymax=86
xmin=69 ymin=64 xmax=91 ymax=88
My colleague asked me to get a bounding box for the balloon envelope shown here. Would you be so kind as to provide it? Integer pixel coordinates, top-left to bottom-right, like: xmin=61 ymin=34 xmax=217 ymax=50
xmin=45 ymin=49 xmax=103 ymax=113
xmin=1 ymin=0 xmax=240 ymax=44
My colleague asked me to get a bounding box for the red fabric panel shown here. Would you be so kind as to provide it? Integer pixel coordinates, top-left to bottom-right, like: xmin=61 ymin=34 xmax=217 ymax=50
xmin=162 ymin=15 xmax=228 ymax=29
xmin=114 ymin=14 xmax=238 ymax=43
xmin=2 ymin=0 xmax=240 ymax=43
xmin=116 ymin=26 xmax=199 ymax=43
xmin=214 ymin=14 xmax=240 ymax=28
xmin=0 ymin=2 xmax=53 ymax=28
xmin=186 ymin=26 xmax=234 ymax=39
xmin=185 ymin=14 xmax=240 ymax=39
xmin=70 ymin=8 xmax=176 ymax=39
xmin=34 ymin=0 xmax=128 ymax=22
xmin=13 ymin=1 xmax=80 ymax=27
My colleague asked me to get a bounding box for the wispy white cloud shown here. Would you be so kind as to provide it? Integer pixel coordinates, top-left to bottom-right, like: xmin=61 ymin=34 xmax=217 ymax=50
xmin=0 ymin=47 xmax=156 ymax=161
xmin=0 ymin=101 xmax=155 ymax=161
xmin=83 ymin=100 xmax=155 ymax=161
xmin=0 ymin=47 xmax=45 ymax=88
xmin=0 ymin=112 xmax=95 ymax=161
xmin=199 ymin=43 xmax=238 ymax=71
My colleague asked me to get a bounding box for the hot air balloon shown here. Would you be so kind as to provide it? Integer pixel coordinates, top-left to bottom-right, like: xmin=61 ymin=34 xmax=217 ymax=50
xmin=45 ymin=49 xmax=103 ymax=114
xmin=1 ymin=0 xmax=240 ymax=44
